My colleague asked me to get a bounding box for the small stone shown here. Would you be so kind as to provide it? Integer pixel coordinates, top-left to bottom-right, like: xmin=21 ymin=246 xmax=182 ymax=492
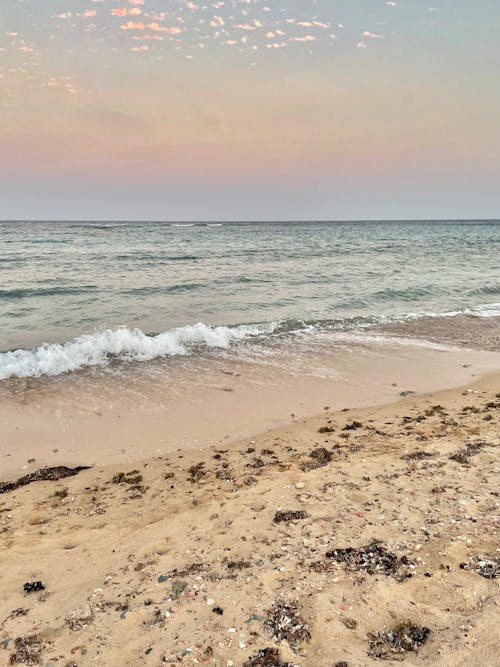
xmin=295 ymin=482 xmax=305 ymax=489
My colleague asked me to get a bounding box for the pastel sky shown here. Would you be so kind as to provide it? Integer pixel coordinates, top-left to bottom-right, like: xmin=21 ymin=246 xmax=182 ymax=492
xmin=1 ymin=0 xmax=499 ymax=220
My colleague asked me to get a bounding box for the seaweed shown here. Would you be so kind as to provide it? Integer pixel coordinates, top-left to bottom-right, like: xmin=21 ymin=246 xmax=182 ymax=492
xmin=0 ymin=466 xmax=90 ymax=494
xmin=368 ymin=621 xmax=430 ymax=660
xmin=325 ymin=539 xmax=415 ymax=581
xmin=301 ymin=447 xmax=333 ymax=472
xmin=264 ymin=601 xmax=311 ymax=651
xmin=273 ymin=510 xmax=309 ymax=523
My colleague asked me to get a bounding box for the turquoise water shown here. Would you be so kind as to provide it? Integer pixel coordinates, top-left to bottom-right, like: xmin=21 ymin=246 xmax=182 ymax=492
xmin=0 ymin=220 xmax=499 ymax=378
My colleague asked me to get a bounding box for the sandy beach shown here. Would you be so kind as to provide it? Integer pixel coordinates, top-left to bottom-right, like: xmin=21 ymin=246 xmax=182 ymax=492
xmin=1 ymin=365 xmax=499 ymax=666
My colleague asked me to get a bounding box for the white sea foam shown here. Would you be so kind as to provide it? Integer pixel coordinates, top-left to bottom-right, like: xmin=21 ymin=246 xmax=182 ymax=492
xmin=0 ymin=322 xmax=278 ymax=380
xmin=471 ymin=302 xmax=500 ymax=317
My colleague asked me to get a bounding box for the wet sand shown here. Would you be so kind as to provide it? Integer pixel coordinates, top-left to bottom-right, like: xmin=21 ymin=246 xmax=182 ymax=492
xmin=1 ymin=370 xmax=500 ymax=666
xmin=378 ymin=315 xmax=500 ymax=352
xmin=0 ymin=340 xmax=498 ymax=478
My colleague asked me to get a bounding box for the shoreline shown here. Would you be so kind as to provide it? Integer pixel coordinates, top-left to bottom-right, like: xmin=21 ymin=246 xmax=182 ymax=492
xmin=0 ymin=340 xmax=498 ymax=479
xmin=1 ymin=369 xmax=500 ymax=665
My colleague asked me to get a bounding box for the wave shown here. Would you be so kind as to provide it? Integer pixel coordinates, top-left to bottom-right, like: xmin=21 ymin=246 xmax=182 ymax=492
xmin=0 ymin=322 xmax=279 ymax=380
xmin=468 ymin=284 xmax=500 ymax=297
xmin=370 ymin=285 xmax=436 ymax=301
xmin=115 ymin=253 xmax=199 ymax=262
xmin=1 ymin=300 xmax=498 ymax=380
xmin=122 ymin=283 xmax=204 ymax=296
xmin=0 ymin=286 xmax=98 ymax=300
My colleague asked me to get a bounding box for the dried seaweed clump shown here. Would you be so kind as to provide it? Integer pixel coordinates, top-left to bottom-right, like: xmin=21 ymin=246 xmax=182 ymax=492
xmin=273 ymin=510 xmax=309 ymax=523
xmin=0 ymin=466 xmax=90 ymax=494
xmin=265 ymin=601 xmax=311 ymax=651
xmin=460 ymin=555 xmax=500 ymax=579
xmin=449 ymin=439 xmax=489 ymax=464
xmin=243 ymin=648 xmax=293 ymax=667
xmin=401 ymin=451 xmax=434 ymax=461
xmin=301 ymin=447 xmax=333 ymax=472
xmin=187 ymin=462 xmax=206 ymax=482
xmin=9 ymin=635 xmax=45 ymax=665
xmin=368 ymin=621 xmax=430 ymax=660
xmin=112 ymin=470 xmax=143 ymax=484
xmin=326 ymin=539 xmax=415 ymax=581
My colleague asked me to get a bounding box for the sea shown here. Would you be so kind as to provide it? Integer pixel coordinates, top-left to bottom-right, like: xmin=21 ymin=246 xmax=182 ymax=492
xmin=1 ymin=220 xmax=499 ymax=382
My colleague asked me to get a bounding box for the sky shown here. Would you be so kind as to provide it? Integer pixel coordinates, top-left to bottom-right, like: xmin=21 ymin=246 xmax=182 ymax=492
xmin=1 ymin=0 xmax=499 ymax=221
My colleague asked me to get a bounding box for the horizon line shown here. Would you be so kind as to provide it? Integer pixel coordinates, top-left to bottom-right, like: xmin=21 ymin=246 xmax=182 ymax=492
xmin=1 ymin=218 xmax=499 ymax=224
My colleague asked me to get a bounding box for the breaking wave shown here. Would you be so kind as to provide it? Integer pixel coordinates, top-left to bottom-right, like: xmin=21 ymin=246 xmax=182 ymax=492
xmin=0 ymin=322 xmax=281 ymax=380
xmin=1 ymin=299 xmax=498 ymax=380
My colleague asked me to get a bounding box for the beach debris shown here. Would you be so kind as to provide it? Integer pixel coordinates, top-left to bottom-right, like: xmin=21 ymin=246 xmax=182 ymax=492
xmin=318 ymin=425 xmax=335 ymax=434
xmin=301 ymin=447 xmax=333 ymax=472
xmin=171 ymin=581 xmax=188 ymax=597
xmin=23 ymin=582 xmax=45 ymax=594
xmin=8 ymin=635 xmax=45 ymax=665
xmin=368 ymin=621 xmax=430 ymax=660
xmin=342 ymin=420 xmax=363 ymax=431
xmin=325 ymin=540 xmax=415 ymax=581
xmin=187 ymin=463 xmax=206 ymax=482
xmin=111 ymin=470 xmax=143 ymax=485
xmin=449 ymin=439 xmax=488 ymax=465
xmin=0 ymin=467 xmax=90 ymax=494
xmin=0 ymin=609 xmax=28 ymax=632
xmin=264 ymin=600 xmax=311 ymax=651
xmin=399 ymin=391 xmax=416 ymax=397
xmin=341 ymin=617 xmax=358 ymax=630
xmin=243 ymin=647 xmax=293 ymax=667
xmin=460 ymin=555 xmax=500 ymax=579
xmin=401 ymin=451 xmax=435 ymax=461
xmin=273 ymin=510 xmax=309 ymax=523
xmin=160 ymin=563 xmax=208 ymax=580
xmin=215 ymin=465 xmax=234 ymax=481
xmin=65 ymin=605 xmax=94 ymax=631
xmin=227 ymin=560 xmax=251 ymax=570
xmin=212 ymin=607 xmax=224 ymax=615
xmin=424 ymin=405 xmax=447 ymax=417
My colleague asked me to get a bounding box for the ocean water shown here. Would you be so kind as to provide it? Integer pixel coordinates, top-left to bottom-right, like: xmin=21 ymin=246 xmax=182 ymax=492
xmin=1 ymin=220 xmax=499 ymax=380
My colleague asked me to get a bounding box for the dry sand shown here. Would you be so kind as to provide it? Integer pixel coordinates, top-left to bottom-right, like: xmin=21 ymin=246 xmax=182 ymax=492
xmin=1 ymin=372 xmax=500 ymax=666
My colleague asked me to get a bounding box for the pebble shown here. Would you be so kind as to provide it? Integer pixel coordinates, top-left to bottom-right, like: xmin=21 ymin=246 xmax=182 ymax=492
xmin=295 ymin=482 xmax=305 ymax=489
xmin=207 ymin=598 xmax=215 ymax=605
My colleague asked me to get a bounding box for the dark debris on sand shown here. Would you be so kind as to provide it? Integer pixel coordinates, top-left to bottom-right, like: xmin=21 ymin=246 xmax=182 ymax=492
xmin=368 ymin=621 xmax=430 ymax=660
xmin=401 ymin=451 xmax=435 ymax=461
xmin=8 ymin=635 xmax=46 ymax=665
xmin=301 ymin=447 xmax=333 ymax=472
xmin=0 ymin=466 xmax=91 ymax=494
xmin=273 ymin=510 xmax=309 ymax=523
xmin=325 ymin=539 xmax=415 ymax=581
xmin=342 ymin=420 xmax=363 ymax=431
xmin=264 ymin=601 xmax=311 ymax=651
xmin=243 ymin=648 xmax=293 ymax=667
xmin=460 ymin=555 xmax=500 ymax=579
xmin=111 ymin=470 xmax=143 ymax=485
xmin=449 ymin=439 xmax=489 ymax=465
xmin=187 ymin=463 xmax=206 ymax=482
xmin=23 ymin=582 xmax=44 ymax=594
